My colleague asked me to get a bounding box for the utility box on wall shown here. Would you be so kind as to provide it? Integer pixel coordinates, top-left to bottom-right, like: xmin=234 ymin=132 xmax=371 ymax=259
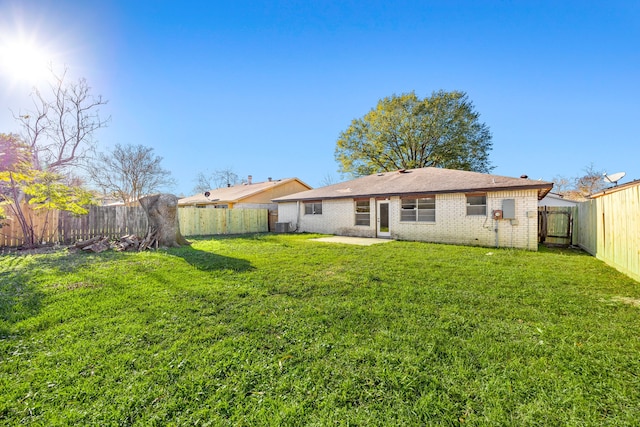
xmin=275 ymin=222 xmax=290 ymax=233
xmin=502 ymin=199 xmax=516 ymax=219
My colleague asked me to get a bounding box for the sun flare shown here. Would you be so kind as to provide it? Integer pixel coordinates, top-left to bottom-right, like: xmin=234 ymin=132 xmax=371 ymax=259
xmin=0 ymin=36 xmax=53 ymax=84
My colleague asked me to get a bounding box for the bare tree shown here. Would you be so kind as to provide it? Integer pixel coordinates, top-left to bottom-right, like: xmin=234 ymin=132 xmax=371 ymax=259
xmin=552 ymin=163 xmax=608 ymax=201
xmin=574 ymin=163 xmax=606 ymax=198
xmin=192 ymin=172 xmax=214 ymax=194
xmin=320 ymin=173 xmax=341 ymax=187
xmin=192 ymin=167 xmax=239 ymax=193
xmin=90 ymin=144 xmax=175 ymax=204
xmin=215 ymin=168 xmax=240 ymax=188
xmin=14 ymin=66 xmax=109 ymax=176
xmin=551 ymin=175 xmax=572 ymax=194
xmin=1 ymin=68 xmax=107 ymax=248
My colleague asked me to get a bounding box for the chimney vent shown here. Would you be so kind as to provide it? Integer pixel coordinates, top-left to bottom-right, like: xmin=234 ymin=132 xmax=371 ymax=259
xmin=247 ymin=175 xmax=252 ymax=185
xmin=268 ymin=177 xmax=272 ymax=182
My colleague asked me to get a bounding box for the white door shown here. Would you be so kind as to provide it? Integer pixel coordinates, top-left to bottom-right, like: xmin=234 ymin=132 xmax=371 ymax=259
xmin=377 ymin=201 xmax=391 ymax=237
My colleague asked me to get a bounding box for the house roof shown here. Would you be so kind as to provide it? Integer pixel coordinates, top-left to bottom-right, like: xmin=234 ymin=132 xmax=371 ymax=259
xmin=539 ymin=192 xmax=580 ymax=206
xmin=273 ymin=168 xmax=553 ymax=202
xmin=179 ymin=177 xmax=310 ymax=206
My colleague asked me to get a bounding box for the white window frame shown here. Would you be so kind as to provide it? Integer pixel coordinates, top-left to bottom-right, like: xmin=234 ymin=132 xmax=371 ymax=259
xmin=354 ymin=200 xmax=370 ymax=226
xmin=400 ymin=196 xmax=436 ymax=222
xmin=304 ymin=201 xmax=322 ymax=215
xmin=466 ymin=194 xmax=487 ymax=216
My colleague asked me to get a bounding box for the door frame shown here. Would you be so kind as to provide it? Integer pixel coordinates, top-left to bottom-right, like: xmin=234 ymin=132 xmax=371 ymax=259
xmin=377 ymin=200 xmax=391 ymax=238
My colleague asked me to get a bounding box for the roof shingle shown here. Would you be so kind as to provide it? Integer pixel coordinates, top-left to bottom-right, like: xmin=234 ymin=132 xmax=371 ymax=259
xmin=273 ymin=168 xmax=553 ymax=202
xmin=179 ymin=178 xmax=305 ymax=205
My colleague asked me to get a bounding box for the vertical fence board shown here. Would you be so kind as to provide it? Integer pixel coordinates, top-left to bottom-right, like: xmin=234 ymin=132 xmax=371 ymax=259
xmin=576 ymin=184 xmax=640 ymax=282
xmin=1 ymin=205 xmax=151 ymax=246
xmin=0 ymin=204 xmax=60 ymax=247
xmin=268 ymin=211 xmax=278 ymax=232
xmin=576 ymin=199 xmax=597 ymax=255
xmin=538 ymin=206 xmax=575 ymax=246
xmin=177 ymin=208 xmax=268 ymax=236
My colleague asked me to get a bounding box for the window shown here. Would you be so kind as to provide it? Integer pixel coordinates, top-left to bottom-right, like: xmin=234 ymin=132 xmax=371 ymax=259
xmin=466 ymin=194 xmax=487 ymax=216
xmin=355 ymin=200 xmax=370 ymax=226
xmin=400 ymin=196 xmax=435 ymax=222
xmin=304 ymin=201 xmax=322 ymax=215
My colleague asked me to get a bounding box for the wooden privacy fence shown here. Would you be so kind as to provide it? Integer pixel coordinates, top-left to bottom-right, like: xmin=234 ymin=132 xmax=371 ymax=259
xmin=575 ymin=199 xmax=597 ymax=255
xmin=0 ymin=204 xmax=61 ymax=247
xmin=59 ymin=206 xmax=149 ymax=242
xmin=575 ymin=183 xmax=640 ymax=282
xmin=540 ymin=184 xmax=640 ymax=283
xmin=538 ymin=206 xmax=576 ymax=246
xmin=1 ymin=205 xmax=269 ymax=247
xmin=178 ymin=207 xmax=268 ymax=236
xmin=0 ymin=205 xmax=149 ymax=247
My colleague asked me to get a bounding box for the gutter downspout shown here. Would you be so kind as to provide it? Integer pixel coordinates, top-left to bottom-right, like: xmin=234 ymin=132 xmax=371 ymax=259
xmin=295 ymin=201 xmax=301 ymax=232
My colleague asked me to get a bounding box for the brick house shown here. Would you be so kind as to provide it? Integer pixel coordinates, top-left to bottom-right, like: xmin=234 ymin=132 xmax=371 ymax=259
xmin=273 ymin=167 xmax=553 ymax=250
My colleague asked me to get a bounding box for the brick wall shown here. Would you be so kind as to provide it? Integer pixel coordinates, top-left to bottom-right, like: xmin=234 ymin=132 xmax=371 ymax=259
xmin=392 ymin=190 xmax=539 ymax=250
xmin=276 ymin=189 xmax=540 ymax=250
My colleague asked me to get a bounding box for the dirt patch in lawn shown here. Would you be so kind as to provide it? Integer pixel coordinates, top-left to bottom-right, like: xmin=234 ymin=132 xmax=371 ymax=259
xmin=0 ymin=244 xmax=69 ymax=256
xmin=611 ymin=296 xmax=640 ymax=307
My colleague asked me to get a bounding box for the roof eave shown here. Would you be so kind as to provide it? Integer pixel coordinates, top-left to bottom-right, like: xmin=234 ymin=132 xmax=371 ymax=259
xmin=275 ymin=184 xmax=554 ymax=202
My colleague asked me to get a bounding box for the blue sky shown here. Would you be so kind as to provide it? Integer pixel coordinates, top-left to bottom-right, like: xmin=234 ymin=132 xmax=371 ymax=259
xmin=1 ymin=0 xmax=638 ymax=196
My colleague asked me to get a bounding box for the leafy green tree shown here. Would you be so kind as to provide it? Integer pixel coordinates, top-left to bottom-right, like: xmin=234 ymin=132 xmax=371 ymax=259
xmin=335 ymin=91 xmax=493 ymax=176
xmin=0 ymin=133 xmax=93 ymax=247
xmin=0 ymin=134 xmax=32 ymax=231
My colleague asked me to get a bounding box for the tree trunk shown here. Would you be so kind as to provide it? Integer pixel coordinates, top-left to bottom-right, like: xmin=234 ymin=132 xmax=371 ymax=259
xmin=8 ymin=173 xmax=38 ymax=248
xmin=138 ymin=194 xmax=190 ymax=248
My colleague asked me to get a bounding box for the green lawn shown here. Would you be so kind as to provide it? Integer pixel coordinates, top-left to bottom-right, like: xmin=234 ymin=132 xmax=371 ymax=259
xmin=1 ymin=234 xmax=639 ymax=426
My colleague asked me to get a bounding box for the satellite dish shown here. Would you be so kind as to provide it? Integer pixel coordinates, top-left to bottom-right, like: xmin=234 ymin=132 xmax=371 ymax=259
xmin=603 ymin=171 xmax=626 ymax=186
xmin=204 ymin=191 xmax=211 ymax=197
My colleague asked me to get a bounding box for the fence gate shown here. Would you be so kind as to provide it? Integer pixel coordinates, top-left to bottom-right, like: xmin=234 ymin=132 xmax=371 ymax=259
xmin=538 ymin=206 xmax=574 ymax=246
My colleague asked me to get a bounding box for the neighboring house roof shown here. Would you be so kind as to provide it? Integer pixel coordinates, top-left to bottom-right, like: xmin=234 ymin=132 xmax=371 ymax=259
xmin=179 ymin=177 xmax=311 ymax=206
xmin=273 ymin=168 xmax=553 ymax=202
xmin=539 ymin=192 xmax=580 ymax=207
xmin=93 ymin=193 xmax=124 ymax=206
xmin=589 ymin=179 xmax=640 ymax=199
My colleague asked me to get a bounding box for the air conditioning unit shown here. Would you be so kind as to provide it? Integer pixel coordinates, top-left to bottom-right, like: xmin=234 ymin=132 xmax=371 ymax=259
xmin=275 ymin=222 xmax=290 ymax=233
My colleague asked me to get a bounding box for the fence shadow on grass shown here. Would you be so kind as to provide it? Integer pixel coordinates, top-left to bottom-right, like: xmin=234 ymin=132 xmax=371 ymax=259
xmin=0 ymin=269 xmax=45 ymax=337
xmin=169 ymin=246 xmax=254 ymax=272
